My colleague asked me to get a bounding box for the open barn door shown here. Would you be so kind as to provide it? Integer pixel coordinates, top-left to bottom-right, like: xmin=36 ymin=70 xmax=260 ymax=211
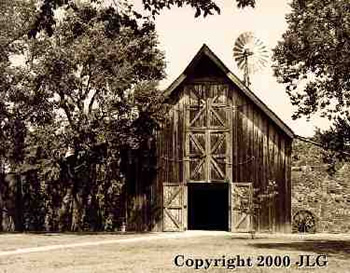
xmin=231 ymin=183 xmax=254 ymax=232
xmin=163 ymin=183 xmax=186 ymax=231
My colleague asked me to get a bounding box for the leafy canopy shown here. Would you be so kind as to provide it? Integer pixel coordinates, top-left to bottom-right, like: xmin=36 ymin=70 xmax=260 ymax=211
xmin=25 ymin=2 xmax=165 ymax=168
xmin=0 ymin=0 xmax=259 ymax=231
xmin=1 ymin=0 xmax=167 ymax=231
xmin=273 ymin=0 xmax=350 ymax=161
xmin=31 ymin=0 xmax=257 ymax=37
xmin=273 ymin=0 xmax=350 ymax=121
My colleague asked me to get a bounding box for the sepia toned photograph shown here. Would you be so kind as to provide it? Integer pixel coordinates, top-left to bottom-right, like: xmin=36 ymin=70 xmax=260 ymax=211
xmin=0 ymin=0 xmax=349 ymax=272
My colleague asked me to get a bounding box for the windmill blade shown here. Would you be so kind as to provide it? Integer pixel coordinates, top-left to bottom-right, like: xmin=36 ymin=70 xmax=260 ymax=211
xmin=234 ymin=31 xmax=253 ymax=50
xmin=232 ymin=51 xmax=245 ymax=59
xmin=232 ymin=32 xmax=270 ymax=86
xmin=252 ymin=60 xmax=264 ymax=73
xmin=255 ymin=38 xmax=265 ymax=48
xmin=234 ymin=57 xmax=245 ymax=65
xmin=234 ymin=38 xmax=245 ymax=49
xmin=236 ymin=58 xmax=246 ymax=69
xmin=257 ymin=57 xmax=269 ymax=66
xmin=233 ymin=51 xmax=246 ymax=60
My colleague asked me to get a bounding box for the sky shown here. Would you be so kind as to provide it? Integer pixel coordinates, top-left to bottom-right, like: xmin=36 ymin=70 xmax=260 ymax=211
xmin=134 ymin=0 xmax=332 ymax=137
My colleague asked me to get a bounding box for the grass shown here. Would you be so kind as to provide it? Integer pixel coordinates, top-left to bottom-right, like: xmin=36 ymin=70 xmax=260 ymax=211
xmin=0 ymin=232 xmax=349 ymax=272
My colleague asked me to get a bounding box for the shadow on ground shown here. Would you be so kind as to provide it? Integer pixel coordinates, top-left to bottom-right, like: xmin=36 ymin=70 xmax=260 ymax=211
xmin=249 ymin=240 xmax=350 ymax=260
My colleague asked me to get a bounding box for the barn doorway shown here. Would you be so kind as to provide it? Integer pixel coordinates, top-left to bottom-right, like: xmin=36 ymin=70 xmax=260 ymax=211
xmin=188 ymin=183 xmax=229 ymax=231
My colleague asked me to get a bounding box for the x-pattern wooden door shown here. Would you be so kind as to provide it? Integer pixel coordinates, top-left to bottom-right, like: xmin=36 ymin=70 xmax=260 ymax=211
xmin=231 ymin=183 xmax=254 ymax=232
xmin=163 ymin=183 xmax=185 ymax=231
xmin=186 ymin=84 xmax=230 ymax=183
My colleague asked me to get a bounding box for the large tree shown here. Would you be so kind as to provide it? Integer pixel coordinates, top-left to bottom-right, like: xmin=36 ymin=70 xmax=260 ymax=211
xmin=1 ymin=1 xmax=166 ymax=231
xmin=30 ymin=0 xmax=257 ymax=37
xmin=0 ymin=0 xmax=37 ymax=172
xmin=273 ymin=0 xmax=350 ymax=156
xmin=1 ymin=0 xmax=258 ymax=231
xmin=0 ymin=0 xmax=39 ymax=231
xmin=29 ymin=3 xmax=165 ymax=231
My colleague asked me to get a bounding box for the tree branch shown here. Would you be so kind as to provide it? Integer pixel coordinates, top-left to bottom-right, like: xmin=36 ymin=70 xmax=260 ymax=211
xmin=58 ymin=92 xmax=75 ymax=130
xmin=88 ymin=89 xmax=100 ymax=115
xmin=296 ymin=135 xmax=350 ymax=157
xmin=65 ymin=90 xmax=83 ymax=113
xmin=83 ymin=63 xmax=92 ymax=99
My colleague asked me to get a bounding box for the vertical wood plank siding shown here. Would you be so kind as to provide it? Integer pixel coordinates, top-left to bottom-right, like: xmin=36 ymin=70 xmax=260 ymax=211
xmin=160 ymin=82 xmax=291 ymax=232
xmin=128 ymin=78 xmax=291 ymax=232
xmin=228 ymin=83 xmax=291 ymax=232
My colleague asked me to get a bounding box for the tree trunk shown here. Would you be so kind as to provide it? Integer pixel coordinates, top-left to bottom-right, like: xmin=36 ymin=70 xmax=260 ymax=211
xmin=59 ymin=187 xmax=73 ymax=231
xmin=14 ymin=174 xmax=23 ymax=231
xmin=71 ymin=189 xmax=84 ymax=231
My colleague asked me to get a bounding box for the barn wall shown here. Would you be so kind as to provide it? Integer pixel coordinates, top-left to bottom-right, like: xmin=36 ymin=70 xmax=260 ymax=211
xmin=150 ymin=90 xmax=187 ymax=231
xmin=126 ymin=80 xmax=292 ymax=233
xmin=158 ymin=80 xmax=292 ymax=232
xmin=125 ymin=89 xmax=187 ymax=232
xmin=229 ymin=84 xmax=292 ymax=232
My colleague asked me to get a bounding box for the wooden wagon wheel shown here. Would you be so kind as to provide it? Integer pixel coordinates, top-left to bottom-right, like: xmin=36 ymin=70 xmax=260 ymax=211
xmin=292 ymin=210 xmax=316 ymax=233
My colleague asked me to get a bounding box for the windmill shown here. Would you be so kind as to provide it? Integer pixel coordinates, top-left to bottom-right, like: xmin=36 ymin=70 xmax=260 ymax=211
xmin=233 ymin=32 xmax=269 ymax=87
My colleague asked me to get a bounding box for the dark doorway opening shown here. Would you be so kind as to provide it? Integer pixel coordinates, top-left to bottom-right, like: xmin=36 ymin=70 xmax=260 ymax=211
xmin=188 ymin=183 xmax=228 ymax=231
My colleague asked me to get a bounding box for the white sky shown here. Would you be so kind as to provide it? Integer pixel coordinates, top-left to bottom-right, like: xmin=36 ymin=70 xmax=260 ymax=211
xmin=133 ymin=0 xmax=332 ymax=137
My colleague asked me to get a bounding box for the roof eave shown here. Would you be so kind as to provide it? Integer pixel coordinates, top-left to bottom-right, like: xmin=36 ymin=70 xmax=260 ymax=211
xmin=162 ymin=44 xmax=295 ymax=139
xmin=226 ymin=71 xmax=295 ymax=139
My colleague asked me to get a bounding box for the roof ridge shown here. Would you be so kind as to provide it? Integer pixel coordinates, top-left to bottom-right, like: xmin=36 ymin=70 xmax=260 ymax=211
xmin=163 ymin=44 xmax=295 ymax=138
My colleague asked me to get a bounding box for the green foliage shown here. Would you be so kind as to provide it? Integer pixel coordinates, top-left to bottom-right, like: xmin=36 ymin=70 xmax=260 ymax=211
xmin=293 ymin=134 xmax=346 ymax=174
xmin=22 ymin=171 xmax=47 ymax=230
xmin=142 ymin=0 xmax=221 ymax=17
xmin=1 ymin=1 xmax=166 ymax=231
xmin=292 ymin=135 xmax=325 ymax=167
xmin=1 ymin=0 xmax=258 ymax=232
xmin=236 ymin=0 xmax=255 ymax=9
xmin=0 ymin=0 xmax=37 ymax=172
xmin=273 ymin=0 xmax=350 ymax=161
xmin=30 ymin=0 xmax=257 ymax=37
xmin=232 ymin=181 xmax=278 ymax=235
xmin=273 ymin=0 xmax=350 ymax=121
xmin=317 ymin=119 xmax=350 ymax=168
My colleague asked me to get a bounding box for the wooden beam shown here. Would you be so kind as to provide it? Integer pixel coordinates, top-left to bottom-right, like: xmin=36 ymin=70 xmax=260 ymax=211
xmin=296 ymin=135 xmax=350 ymax=157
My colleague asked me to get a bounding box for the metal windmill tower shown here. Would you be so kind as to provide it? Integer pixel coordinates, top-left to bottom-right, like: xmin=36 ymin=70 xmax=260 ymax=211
xmin=233 ymin=32 xmax=269 ymax=87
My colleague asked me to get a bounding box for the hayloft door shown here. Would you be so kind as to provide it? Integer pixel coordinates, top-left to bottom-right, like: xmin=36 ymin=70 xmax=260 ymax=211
xmin=231 ymin=183 xmax=254 ymax=232
xmin=163 ymin=183 xmax=186 ymax=231
xmin=185 ymin=84 xmax=231 ymax=182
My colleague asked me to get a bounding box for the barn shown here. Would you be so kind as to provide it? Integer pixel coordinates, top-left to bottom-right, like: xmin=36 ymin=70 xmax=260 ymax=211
xmin=125 ymin=44 xmax=294 ymax=233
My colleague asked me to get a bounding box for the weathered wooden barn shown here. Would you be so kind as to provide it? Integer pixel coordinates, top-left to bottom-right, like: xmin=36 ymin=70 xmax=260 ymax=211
xmin=126 ymin=44 xmax=294 ymax=233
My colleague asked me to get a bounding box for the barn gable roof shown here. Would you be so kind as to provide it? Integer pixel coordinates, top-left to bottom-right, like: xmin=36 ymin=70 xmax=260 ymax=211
xmin=163 ymin=44 xmax=295 ymax=139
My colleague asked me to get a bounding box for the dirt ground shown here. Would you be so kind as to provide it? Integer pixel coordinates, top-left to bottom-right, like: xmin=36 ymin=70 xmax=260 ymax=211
xmin=0 ymin=231 xmax=349 ymax=273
